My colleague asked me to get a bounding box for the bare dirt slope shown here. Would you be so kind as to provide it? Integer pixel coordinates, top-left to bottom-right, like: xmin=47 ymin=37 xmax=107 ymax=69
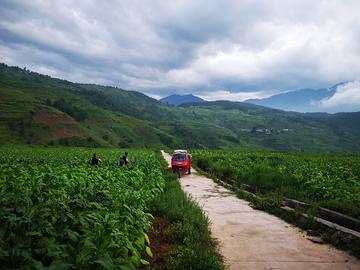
xmin=162 ymin=150 xmax=360 ymax=269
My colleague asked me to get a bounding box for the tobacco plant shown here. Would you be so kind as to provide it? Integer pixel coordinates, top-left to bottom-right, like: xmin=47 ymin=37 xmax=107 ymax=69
xmin=0 ymin=147 xmax=164 ymax=269
xmin=193 ymin=150 xmax=360 ymax=219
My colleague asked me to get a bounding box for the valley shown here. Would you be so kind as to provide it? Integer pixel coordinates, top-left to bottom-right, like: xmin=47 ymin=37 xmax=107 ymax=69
xmin=1 ymin=63 xmax=360 ymax=154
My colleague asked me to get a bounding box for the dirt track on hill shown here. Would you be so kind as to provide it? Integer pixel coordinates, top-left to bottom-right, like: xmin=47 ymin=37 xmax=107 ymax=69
xmin=162 ymin=150 xmax=360 ymax=270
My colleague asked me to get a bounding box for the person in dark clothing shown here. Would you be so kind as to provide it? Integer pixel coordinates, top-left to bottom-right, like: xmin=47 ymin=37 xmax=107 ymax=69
xmin=91 ymin=153 xmax=101 ymax=166
xmin=118 ymin=152 xmax=129 ymax=166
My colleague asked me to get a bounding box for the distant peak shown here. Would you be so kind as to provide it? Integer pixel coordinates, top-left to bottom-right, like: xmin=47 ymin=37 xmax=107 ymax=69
xmin=159 ymin=93 xmax=207 ymax=106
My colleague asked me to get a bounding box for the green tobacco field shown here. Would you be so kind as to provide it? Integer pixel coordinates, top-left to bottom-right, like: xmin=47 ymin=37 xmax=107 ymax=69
xmin=191 ymin=149 xmax=360 ymax=258
xmin=0 ymin=146 xmax=225 ymax=269
xmin=193 ymin=150 xmax=360 ymax=220
xmin=0 ymin=147 xmax=165 ymax=269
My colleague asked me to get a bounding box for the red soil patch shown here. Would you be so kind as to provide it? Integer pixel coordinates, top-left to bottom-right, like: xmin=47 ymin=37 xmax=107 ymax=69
xmin=32 ymin=111 xmax=85 ymax=138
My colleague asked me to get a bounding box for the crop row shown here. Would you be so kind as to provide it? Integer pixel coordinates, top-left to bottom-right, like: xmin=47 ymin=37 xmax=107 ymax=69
xmin=0 ymin=146 xmax=164 ymax=269
xmin=193 ymin=150 xmax=360 ymax=219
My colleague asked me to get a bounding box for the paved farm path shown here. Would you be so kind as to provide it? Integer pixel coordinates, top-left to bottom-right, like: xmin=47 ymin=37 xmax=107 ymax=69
xmin=161 ymin=151 xmax=360 ymax=270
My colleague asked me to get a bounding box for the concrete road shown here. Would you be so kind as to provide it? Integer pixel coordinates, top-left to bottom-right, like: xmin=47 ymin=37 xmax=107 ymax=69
xmin=162 ymin=151 xmax=360 ymax=270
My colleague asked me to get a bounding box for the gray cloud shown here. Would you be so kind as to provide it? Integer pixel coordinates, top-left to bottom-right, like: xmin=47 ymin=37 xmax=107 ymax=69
xmin=1 ymin=0 xmax=360 ymax=112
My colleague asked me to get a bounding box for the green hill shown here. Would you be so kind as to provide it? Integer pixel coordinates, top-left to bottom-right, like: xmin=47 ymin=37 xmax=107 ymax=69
xmin=1 ymin=63 xmax=359 ymax=153
xmin=0 ymin=64 xmax=166 ymax=148
xmin=175 ymin=101 xmax=360 ymax=153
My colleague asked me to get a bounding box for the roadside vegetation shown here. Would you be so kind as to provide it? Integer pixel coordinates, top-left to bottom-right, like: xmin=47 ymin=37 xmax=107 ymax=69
xmin=193 ymin=150 xmax=360 ymax=219
xmin=146 ymin=169 xmax=224 ymax=269
xmin=192 ymin=150 xmax=360 ymax=258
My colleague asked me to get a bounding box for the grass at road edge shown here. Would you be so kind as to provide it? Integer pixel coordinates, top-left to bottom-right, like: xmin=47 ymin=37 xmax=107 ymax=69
xmin=191 ymin=162 xmax=360 ymax=260
xmin=144 ymin=154 xmax=226 ymax=269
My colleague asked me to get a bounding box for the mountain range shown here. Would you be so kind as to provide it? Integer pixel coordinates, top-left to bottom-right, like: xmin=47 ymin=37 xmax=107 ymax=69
xmin=1 ymin=63 xmax=360 ymax=153
xmin=160 ymin=83 xmax=359 ymax=114
xmin=244 ymin=87 xmax=336 ymax=113
xmin=244 ymin=82 xmax=360 ymax=113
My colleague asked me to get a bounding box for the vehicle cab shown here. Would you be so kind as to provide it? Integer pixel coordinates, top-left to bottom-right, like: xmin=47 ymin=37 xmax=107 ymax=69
xmin=171 ymin=149 xmax=192 ymax=177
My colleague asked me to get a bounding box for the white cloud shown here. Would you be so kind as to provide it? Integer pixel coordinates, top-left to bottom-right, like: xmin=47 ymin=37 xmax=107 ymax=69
xmin=320 ymin=81 xmax=360 ymax=107
xmin=144 ymin=92 xmax=163 ymax=100
xmin=198 ymin=90 xmax=268 ymax=102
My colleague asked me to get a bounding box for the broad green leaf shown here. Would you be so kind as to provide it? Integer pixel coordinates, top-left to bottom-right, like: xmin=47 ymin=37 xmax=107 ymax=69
xmin=86 ymin=252 xmax=114 ymax=269
xmin=38 ymin=237 xmax=56 ymax=248
xmin=32 ymin=259 xmax=45 ymax=270
xmin=140 ymin=259 xmax=150 ymax=265
xmin=143 ymin=232 xmax=150 ymax=245
xmin=46 ymin=245 xmax=76 ymax=261
xmin=34 ymin=248 xmax=49 ymax=255
xmin=11 ymin=245 xmax=32 ymax=260
xmin=145 ymin=246 xmax=153 ymax=257
xmin=66 ymin=229 xmax=80 ymax=241
xmin=113 ymin=258 xmax=136 ymax=270
xmin=76 ymin=247 xmax=99 ymax=263
xmin=26 ymin=231 xmax=42 ymax=237
xmin=48 ymin=259 xmax=68 ymax=270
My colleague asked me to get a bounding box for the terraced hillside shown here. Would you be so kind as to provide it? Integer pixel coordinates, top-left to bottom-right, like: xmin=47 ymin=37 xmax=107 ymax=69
xmin=1 ymin=63 xmax=360 ymax=153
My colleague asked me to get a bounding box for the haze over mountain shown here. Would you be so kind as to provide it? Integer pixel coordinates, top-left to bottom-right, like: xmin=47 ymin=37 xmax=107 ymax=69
xmin=244 ymin=82 xmax=360 ymax=113
xmin=159 ymin=81 xmax=360 ymax=113
xmin=159 ymin=94 xmax=207 ymax=106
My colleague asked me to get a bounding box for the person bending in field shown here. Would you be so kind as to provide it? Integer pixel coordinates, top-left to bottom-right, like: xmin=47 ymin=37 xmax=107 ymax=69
xmin=118 ymin=152 xmax=131 ymax=167
xmin=91 ymin=153 xmax=102 ymax=166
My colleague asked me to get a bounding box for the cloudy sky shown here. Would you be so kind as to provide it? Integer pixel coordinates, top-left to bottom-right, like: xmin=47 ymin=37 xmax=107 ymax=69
xmin=1 ymin=0 xmax=360 ymax=111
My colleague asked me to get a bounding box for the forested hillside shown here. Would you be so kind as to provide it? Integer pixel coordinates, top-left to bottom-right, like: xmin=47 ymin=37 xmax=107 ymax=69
xmin=1 ymin=63 xmax=359 ymax=153
xmin=0 ymin=64 xmax=166 ymax=148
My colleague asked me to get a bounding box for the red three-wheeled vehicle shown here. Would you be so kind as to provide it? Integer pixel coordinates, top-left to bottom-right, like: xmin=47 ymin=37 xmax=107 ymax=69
xmin=171 ymin=150 xmax=192 ymax=178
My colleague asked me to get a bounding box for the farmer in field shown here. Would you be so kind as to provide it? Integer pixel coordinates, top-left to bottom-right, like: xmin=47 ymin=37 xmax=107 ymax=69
xmin=91 ymin=153 xmax=102 ymax=166
xmin=124 ymin=152 xmax=129 ymax=165
xmin=118 ymin=152 xmax=129 ymax=166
